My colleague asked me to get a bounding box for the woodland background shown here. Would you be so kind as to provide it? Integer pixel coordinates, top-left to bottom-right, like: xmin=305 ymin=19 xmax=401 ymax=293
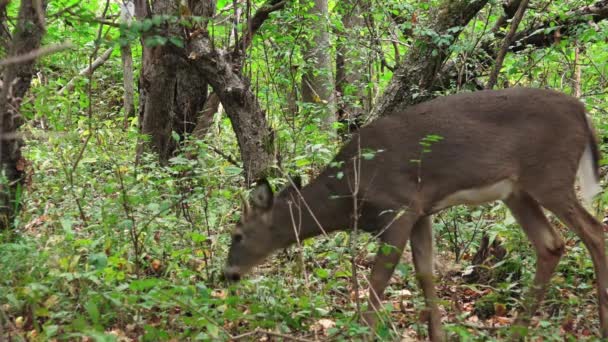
xmin=1 ymin=0 xmax=608 ymax=340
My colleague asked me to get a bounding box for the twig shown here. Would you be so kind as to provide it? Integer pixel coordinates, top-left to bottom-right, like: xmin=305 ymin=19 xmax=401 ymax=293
xmin=0 ymin=42 xmax=72 ymax=66
xmin=461 ymin=322 xmax=506 ymax=331
xmin=350 ymin=136 xmax=362 ymax=318
xmin=208 ymin=145 xmax=241 ymax=168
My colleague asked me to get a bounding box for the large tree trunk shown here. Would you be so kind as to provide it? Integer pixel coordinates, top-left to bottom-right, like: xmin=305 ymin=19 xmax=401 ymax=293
xmin=301 ymin=0 xmax=336 ymax=128
xmin=134 ymin=0 xmax=277 ymax=181
xmin=369 ymin=0 xmax=488 ymax=120
xmin=0 ymin=0 xmax=47 ymax=229
xmin=135 ymin=0 xmax=212 ymax=163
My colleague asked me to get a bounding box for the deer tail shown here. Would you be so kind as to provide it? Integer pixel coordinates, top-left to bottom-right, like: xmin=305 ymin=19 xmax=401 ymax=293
xmin=578 ymin=114 xmax=602 ymax=206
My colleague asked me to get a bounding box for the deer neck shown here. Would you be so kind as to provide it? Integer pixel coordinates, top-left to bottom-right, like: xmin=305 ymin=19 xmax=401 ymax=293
xmin=273 ymin=178 xmax=351 ymax=244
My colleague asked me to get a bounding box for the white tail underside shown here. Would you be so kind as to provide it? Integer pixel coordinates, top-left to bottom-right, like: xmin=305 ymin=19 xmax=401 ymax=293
xmin=578 ymin=142 xmax=602 ymax=206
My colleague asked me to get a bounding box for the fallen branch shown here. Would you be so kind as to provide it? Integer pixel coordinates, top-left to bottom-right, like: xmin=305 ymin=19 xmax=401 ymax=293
xmin=231 ymin=327 xmax=316 ymax=342
xmin=0 ymin=42 xmax=72 ymax=66
xmin=59 ymin=47 xmax=114 ymax=94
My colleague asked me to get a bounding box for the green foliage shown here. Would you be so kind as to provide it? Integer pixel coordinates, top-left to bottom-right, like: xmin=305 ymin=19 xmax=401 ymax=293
xmin=1 ymin=0 xmax=608 ymax=340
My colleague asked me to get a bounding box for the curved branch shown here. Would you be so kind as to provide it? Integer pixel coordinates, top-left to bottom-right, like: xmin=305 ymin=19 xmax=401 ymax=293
xmin=511 ymin=0 xmax=608 ymax=52
xmin=232 ymin=0 xmax=287 ymax=61
xmin=369 ymin=0 xmax=489 ymax=119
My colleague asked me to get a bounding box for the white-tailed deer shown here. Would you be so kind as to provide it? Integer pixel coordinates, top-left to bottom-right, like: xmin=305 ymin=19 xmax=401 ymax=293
xmin=224 ymin=88 xmax=607 ymax=340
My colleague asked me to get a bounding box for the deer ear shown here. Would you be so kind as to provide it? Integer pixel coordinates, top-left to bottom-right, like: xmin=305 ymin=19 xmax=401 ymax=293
xmin=240 ymin=194 xmax=251 ymax=218
xmin=277 ymin=174 xmax=303 ymax=198
xmin=250 ymin=178 xmax=273 ymax=210
xmin=291 ymin=175 xmax=303 ymax=190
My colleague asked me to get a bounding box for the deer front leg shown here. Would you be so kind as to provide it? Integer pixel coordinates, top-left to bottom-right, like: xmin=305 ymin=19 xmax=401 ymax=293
xmin=363 ymin=214 xmax=417 ymax=329
xmin=411 ymin=216 xmax=444 ymax=341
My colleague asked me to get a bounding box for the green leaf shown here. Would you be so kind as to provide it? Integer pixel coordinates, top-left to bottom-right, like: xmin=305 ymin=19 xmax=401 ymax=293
xmin=88 ymin=253 xmax=108 ymax=270
xmin=169 ymin=36 xmax=184 ymax=48
xmin=130 ymin=278 xmax=162 ymax=291
xmin=85 ymin=299 xmax=100 ymax=325
xmin=314 ymin=268 xmax=330 ymax=279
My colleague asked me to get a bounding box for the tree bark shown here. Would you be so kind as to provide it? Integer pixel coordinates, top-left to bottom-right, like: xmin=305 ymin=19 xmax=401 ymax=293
xmin=0 ymin=0 xmax=47 ymax=229
xmin=301 ymin=0 xmax=336 ymax=128
xmin=368 ymin=0 xmax=488 ymax=120
xmin=135 ymin=0 xmax=179 ymax=162
xmin=0 ymin=0 xmax=10 ymax=56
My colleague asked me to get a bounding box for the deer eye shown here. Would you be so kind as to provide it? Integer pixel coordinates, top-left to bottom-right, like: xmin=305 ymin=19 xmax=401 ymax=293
xmin=233 ymin=233 xmax=243 ymax=243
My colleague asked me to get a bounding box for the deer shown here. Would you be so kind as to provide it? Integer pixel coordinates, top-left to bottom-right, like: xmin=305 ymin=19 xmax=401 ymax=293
xmin=223 ymin=87 xmax=607 ymax=340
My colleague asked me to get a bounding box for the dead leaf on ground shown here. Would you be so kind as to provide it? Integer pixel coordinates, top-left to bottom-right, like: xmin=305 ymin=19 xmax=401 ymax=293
xmin=310 ymin=318 xmax=336 ymax=335
xmin=212 ymin=289 xmax=227 ymax=299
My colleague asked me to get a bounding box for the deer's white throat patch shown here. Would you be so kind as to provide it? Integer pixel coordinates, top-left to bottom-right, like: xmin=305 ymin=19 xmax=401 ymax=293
xmin=432 ymin=179 xmax=515 ymax=212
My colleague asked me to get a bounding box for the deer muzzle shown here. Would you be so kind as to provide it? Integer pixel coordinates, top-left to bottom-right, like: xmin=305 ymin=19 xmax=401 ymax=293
xmin=223 ymin=266 xmax=242 ymax=282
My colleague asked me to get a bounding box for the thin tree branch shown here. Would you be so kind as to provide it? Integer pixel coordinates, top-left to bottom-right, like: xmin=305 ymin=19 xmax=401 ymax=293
xmin=0 ymin=42 xmax=72 ymax=66
xmin=59 ymin=46 xmax=114 ymax=94
xmin=486 ymin=0 xmax=530 ymax=88
xmin=231 ymin=0 xmax=287 ymax=58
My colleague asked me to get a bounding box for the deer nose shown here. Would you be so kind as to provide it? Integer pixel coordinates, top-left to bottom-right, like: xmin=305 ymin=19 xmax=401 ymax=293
xmin=223 ymin=267 xmax=241 ymax=282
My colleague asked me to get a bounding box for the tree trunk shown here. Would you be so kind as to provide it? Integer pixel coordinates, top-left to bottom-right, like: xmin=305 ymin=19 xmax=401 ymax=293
xmin=193 ymin=92 xmax=220 ymax=138
xmin=301 ymin=0 xmax=336 ymax=128
xmin=187 ymin=0 xmax=287 ymax=182
xmin=120 ymin=0 xmax=136 ymax=129
xmin=369 ymin=0 xmax=488 ymax=120
xmin=0 ymin=0 xmax=47 ymax=229
xmin=573 ymin=44 xmax=582 ymax=98
xmin=135 ymin=0 xmax=212 ymax=163
xmin=335 ymin=0 xmax=366 ymax=127
xmin=189 ymin=35 xmax=274 ymax=182
xmin=0 ymin=0 xmax=10 ymax=55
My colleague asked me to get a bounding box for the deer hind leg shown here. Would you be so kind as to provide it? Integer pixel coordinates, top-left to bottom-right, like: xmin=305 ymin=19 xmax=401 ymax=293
xmin=503 ymin=192 xmax=565 ymax=332
xmin=410 ymin=216 xmax=443 ymax=341
xmin=540 ymin=193 xmax=608 ymax=338
xmin=364 ymin=213 xmax=418 ymax=328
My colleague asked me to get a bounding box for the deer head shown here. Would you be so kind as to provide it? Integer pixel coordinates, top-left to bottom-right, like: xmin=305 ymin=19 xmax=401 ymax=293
xmin=224 ymin=178 xmax=302 ymax=282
